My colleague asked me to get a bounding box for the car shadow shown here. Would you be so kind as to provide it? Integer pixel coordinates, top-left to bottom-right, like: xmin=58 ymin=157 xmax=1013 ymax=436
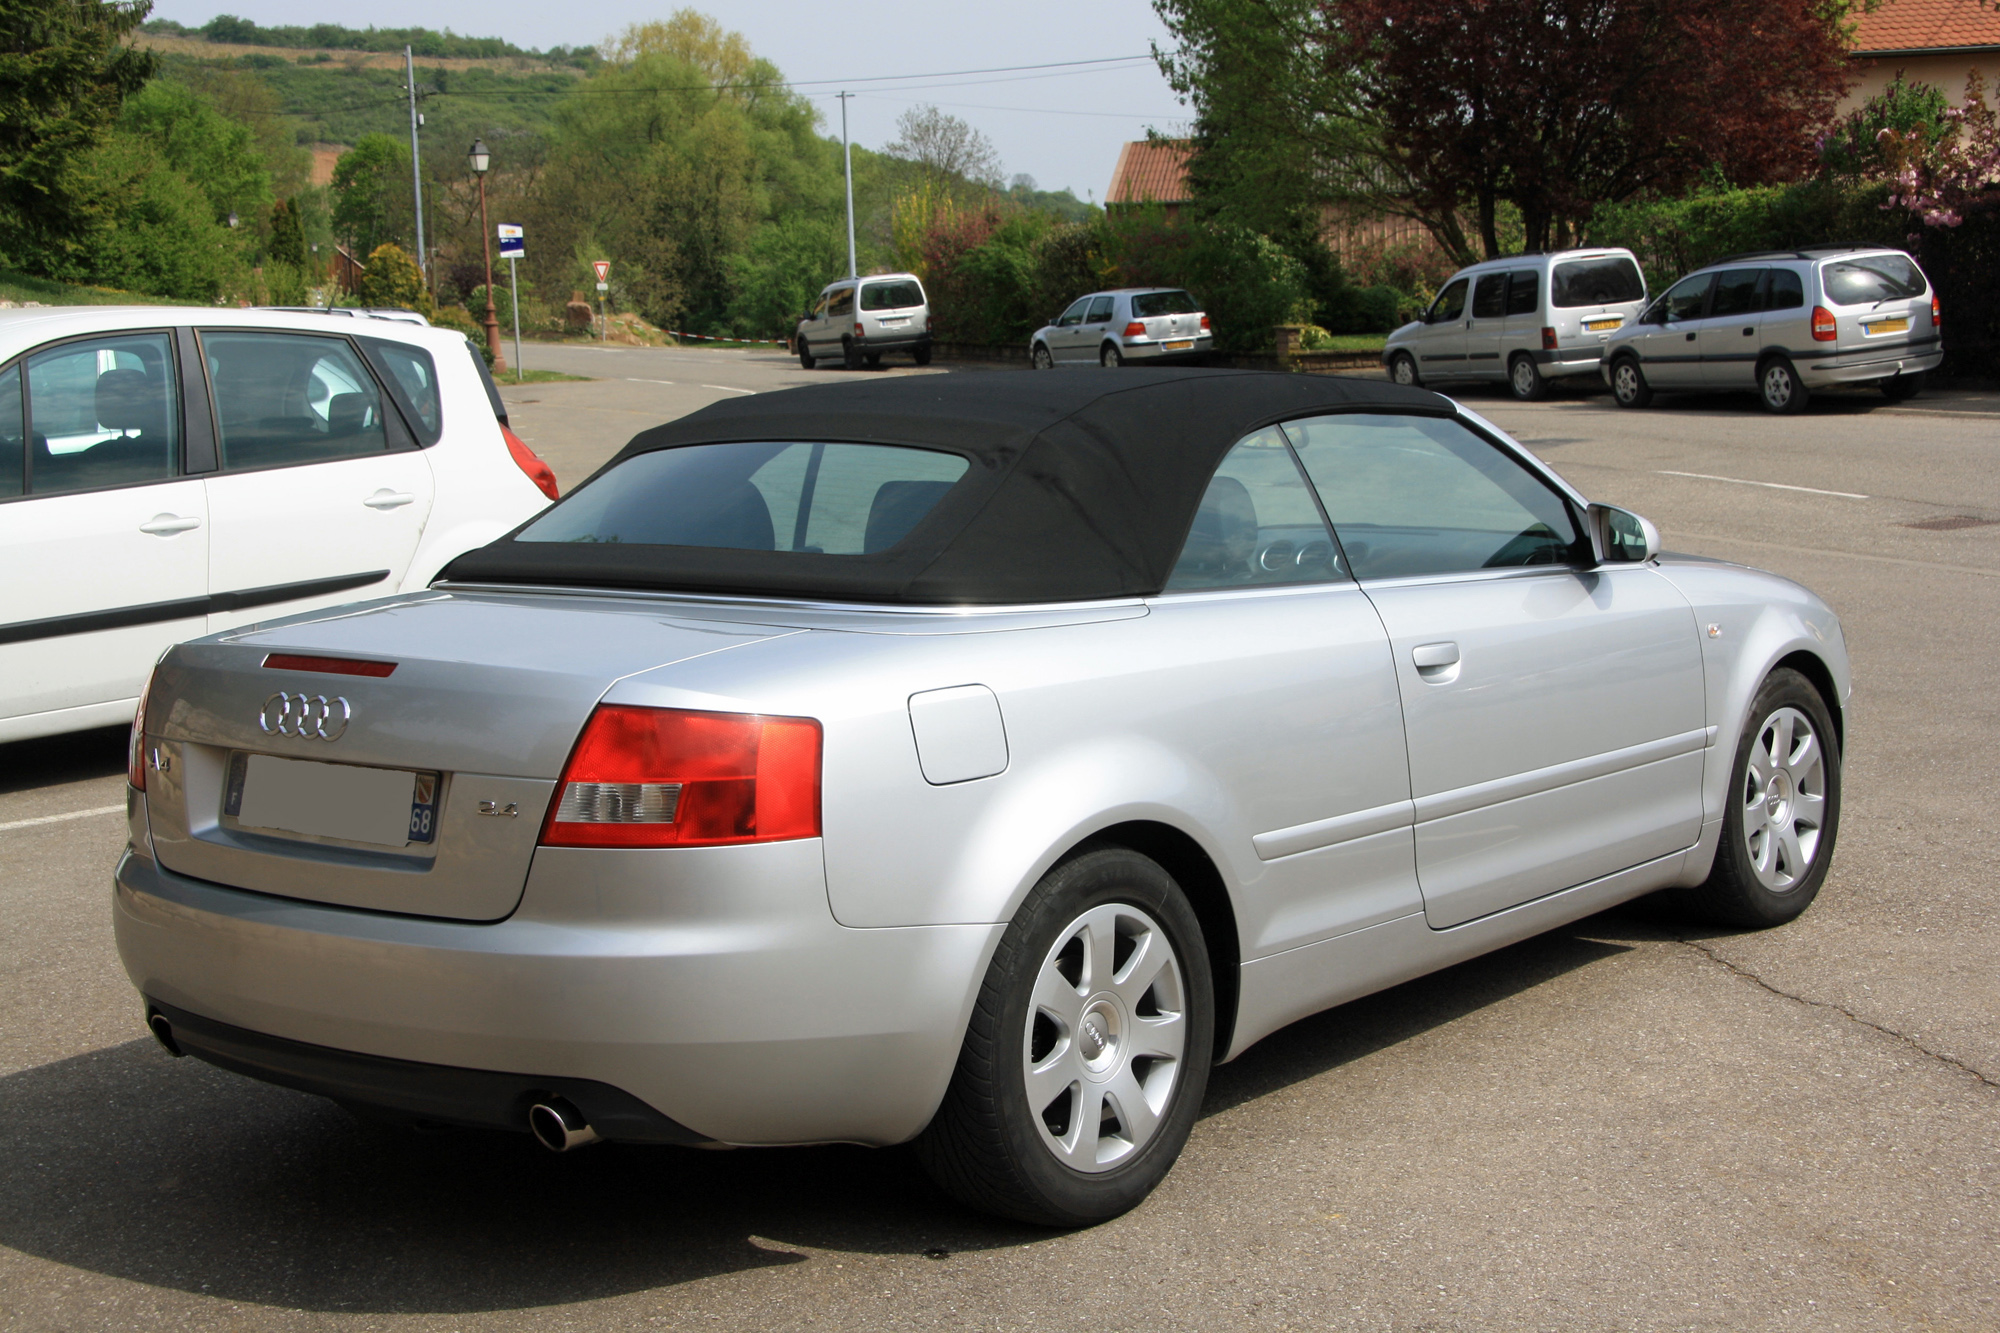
xmin=0 ymin=921 xmax=1630 ymax=1314
xmin=0 ymin=724 xmax=127 ymax=797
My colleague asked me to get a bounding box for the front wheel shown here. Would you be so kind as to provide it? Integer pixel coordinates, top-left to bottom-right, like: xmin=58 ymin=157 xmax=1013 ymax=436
xmin=1388 ymin=352 xmax=1419 ymax=387
xmin=1032 ymin=343 xmax=1054 ymax=370
xmin=797 ymin=339 xmax=815 ymax=370
xmin=915 ymin=847 xmax=1213 ymax=1227
xmin=1760 ymin=356 xmax=1809 ymax=414
xmin=1610 ymin=356 xmax=1652 ymax=408
xmin=1100 ymin=344 xmax=1123 ymax=368
xmin=1509 ymin=353 xmax=1549 ymax=401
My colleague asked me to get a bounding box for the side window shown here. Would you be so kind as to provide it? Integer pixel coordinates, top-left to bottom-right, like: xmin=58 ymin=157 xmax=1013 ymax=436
xmin=1471 ymin=273 xmax=1509 ymax=320
xmin=1430 ymin=278 xmax=1468 ymax=323
xmin=1057 ymin=297 xmax=1091 ymax=328
xmin=1283 ymin=413 xmax=1584 ymax=580
xmin=1660 ymin=274 xmax=1712 ymax=323
xmin=365 ymin=340 xmax=442 ymax=444
xmin=1766 ymin=269 xmax=1805 ymax=310
xmin=1505 ymin=270 xmax=1540 ymax=317
xmin=827 ymin=287 xmax=855 ymax=319
xmin=1084 ymin=296 xmax=1115 ymax=324
xmin=1165 ymin=427 xmax=1343 ymax=591
xmin=1709 ymin=268 xmax=1764 ymax=319
xmin=24 ymin=333 xmax=180 ymax=495
xmin=206 ymin=333 xmax=388 ymax=471
xmin=0 ymin=364 xmax=22 ymax=498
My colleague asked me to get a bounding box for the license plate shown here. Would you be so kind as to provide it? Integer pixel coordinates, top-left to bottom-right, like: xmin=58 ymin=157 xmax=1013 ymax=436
xmin=1163 ymin=339 xmax=1195 ymax=350
xmin=1865 ymin=317 xmax=1909 ymax=335
xmin=879 ymin=317 xmax=909 ymax=327
xmin=1585 ymin=317 xmax=1621 ymax=331
xmin=225 ymin=752 xmax=439 ymax=847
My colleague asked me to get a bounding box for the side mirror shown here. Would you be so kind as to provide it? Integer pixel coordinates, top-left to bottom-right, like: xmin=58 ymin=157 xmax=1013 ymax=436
xmin=1589 ymin=503 xmax=1659 ymax=564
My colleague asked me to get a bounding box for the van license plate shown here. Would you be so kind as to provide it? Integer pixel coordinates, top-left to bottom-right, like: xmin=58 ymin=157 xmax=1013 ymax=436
xmin=880 ymin=317 xmax=909 ymax=327
xmin=225 ymin=752 xmax=439 ymax=847
xmin=1865 ymin=317 xmax=1909 ymax=335
xmin=1585 ymin=317 xmax=1621 ymax=331
xmin=1163 ymin=339 xmax=1194 ymax=350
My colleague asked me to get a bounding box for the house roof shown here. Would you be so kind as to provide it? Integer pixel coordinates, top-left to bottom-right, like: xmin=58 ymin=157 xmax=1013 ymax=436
xmin=1106 ymin=140 xmax=1192 ymax=206
xmin=1851 ymin=0 xmax=2000 ymax=55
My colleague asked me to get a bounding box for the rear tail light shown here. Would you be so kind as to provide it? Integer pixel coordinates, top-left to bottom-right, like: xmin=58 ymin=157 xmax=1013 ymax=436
xmin=1541 ymin=326 xmax=1558 ymax=350
xmin=1124 ymin=322 xmax=1147 ymax=339
xmin=541 ymin=705 xmax=821 ymax=848
xmin=854 ymin=322 xmax=865 ymax=337
xmin=1812 ymin=306 xmax=1838 ymax=341
xmin=262 ymin=653 xmax=396 ymax=677
xmin=1932 ymin=294 xmax=1941 ymax=326
xmin=502 ymin=425 xmax=559 ymax=501
xmin=1199 ymin=314 xmax=1211 ymax=332
xmin=128 ymin=668 xmax=155 ymax=790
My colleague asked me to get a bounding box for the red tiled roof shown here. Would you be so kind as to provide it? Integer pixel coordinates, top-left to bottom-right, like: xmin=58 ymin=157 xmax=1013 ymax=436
xmin=1107 ymin=140 xmax=1192 ymax=205
xmin=1851 ymin=0 xmax=2000 ymax=54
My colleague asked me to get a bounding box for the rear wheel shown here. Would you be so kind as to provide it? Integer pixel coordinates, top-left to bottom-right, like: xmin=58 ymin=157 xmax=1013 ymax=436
xmin=914 ymin=343 xmax=933 ymax=366
xmin=842 ymin=337 xmax=863 ymax=370
xmin=1509 ymin=353 xmax=1549 ymax=401
xmin=1032 ymin=343 xmax=1054 ymax=370
xmin=1881 ymin=370 xmax=1925 ymax=401
xmin=797 ymin=339 xmax=815 ymax=370
xmin=915 ymin=847 xmax=1213 ymax=1227
xmin=1759 ymin=356 xmax=1809 ymax=414
xmin=1100 ymin=344 xmax=1123 ymax=368
xmin=1610 ymin=356 xmax=1652 ymax=408
xmin=1388 ymin=352 xmax=1419 ymax=387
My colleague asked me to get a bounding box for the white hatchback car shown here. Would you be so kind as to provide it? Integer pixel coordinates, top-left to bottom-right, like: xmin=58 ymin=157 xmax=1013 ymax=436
xmin=0 ymin=307 xmax=558 ymax=744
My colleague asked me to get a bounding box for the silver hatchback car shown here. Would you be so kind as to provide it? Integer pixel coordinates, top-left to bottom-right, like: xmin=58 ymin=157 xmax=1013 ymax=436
xmin=119 ymin=370 xmax=1847 ymax=1227
xmin=1602 ymin=246 xmax=1941 ymax=412
xmin=1030 ymin=288 xmax=1212 ymax=368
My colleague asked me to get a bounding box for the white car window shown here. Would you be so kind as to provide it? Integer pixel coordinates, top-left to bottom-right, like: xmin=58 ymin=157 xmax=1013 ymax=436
xmin=23 ymin=334 xmax=181 ymax=494
xmin=1165 ymin=427 xmax=1342 ymax=590
xmin=0 ymin=364 xmax=22 ymax=498
xmin=205 ymin=333 xmax=387 ymax=471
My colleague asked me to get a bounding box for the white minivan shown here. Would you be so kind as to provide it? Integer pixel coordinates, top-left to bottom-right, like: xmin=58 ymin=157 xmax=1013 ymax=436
xmin=0 ymin=306 xmax=557 ymax=744
xmin=1383 ymin=249 xmax=1649 ymax=399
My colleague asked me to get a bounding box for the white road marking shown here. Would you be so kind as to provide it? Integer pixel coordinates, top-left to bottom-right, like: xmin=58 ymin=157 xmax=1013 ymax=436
xmin=1656 ymin=471 xmax=1868 ymax=500
xmin=0 ymin=804 xmax=124 ymax=833
xmin=625 ymin=377 xmax=677 ymax=385
xmin=702 ymin=384 xmax=755 ymax=395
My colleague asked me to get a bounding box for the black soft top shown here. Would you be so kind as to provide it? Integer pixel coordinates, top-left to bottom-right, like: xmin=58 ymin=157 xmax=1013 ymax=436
xmin=442 ymin=367 xmax=1453 ymax=605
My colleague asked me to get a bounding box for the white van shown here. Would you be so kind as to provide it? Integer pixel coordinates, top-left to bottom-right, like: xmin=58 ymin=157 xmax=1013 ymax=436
xmin=796 ymin=273 xmax=932 ymax=370
xmin=1383 ymin=249 xmax=1648 ymax=399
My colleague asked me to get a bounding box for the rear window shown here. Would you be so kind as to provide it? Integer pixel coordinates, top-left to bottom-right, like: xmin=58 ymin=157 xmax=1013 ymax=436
xmin=1821 ymin=254 xmax=1926 ymax=305
xmin=1132 ymin=290 xmax=1199 ymax=317
xmin=860 ymin=280 xmax=923 ymax=311
xmin=1551 ymin=257 xmax=1645 ymax=308
xmin=517 ymin=442 xmax=969 ymax=554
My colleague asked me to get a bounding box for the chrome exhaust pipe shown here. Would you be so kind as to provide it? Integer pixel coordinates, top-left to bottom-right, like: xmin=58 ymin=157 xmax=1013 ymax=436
xmin=147 ymin=1011 xmax=182 ymax=1057
xmin=528 ymin=1098 xmax=600 ymax=1153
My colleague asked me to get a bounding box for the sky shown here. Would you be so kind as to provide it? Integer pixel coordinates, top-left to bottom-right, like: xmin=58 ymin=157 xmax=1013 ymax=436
xmin=148 ymin=0 xmax=1194 ymax=200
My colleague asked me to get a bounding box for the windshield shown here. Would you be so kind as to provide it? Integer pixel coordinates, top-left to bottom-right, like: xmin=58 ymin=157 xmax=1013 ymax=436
xmin=517 ymin=441 xmax=969 ymax=554
xmin=860 ymin=280 xmax=924 ymax=311
xmin=1132 ymin=290 xmax=1199 ymax=317
xmin=1821 ymin=254 xmax=1926 ymax=305
xmin=1551 ymin=257 xmax=1645 ymax=308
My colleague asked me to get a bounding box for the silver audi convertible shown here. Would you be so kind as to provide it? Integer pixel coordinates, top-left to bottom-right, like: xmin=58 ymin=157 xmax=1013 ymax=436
xmin=117 ymin=369 xmax=1847 ymax=1226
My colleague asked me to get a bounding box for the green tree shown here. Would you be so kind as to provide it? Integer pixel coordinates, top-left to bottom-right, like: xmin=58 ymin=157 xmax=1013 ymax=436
xmin=0 ymin=0 xmax=157 ymax=267
xmin=726 ymin=213 xmax=849 ymax=336
xmin=80 ymin=130 xmax=243 ymax=299
xmin=118 ymin=79 xmax=272 ymax=227
xmin=356 ymin=241 xmax=430 ymax=312
xmin=332 ymin=133 xmax=411 ymax=257
xmin=269 ymin=196 xmax=306 ymax=267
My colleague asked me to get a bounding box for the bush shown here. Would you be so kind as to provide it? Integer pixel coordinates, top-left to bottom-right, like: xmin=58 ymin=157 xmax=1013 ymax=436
xmin=356 ymin=243 xmax=432 ymax=314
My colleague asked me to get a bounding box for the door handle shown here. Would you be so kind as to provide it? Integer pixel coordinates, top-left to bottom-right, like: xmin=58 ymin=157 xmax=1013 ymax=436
xmin=363 ymin=490 xmax=416 ymax=510
xmin=1685 ymin=332 xmax=1697 ymax=341
xmin=139 ymin=514 xmax=202 ymax=536
xmin=1412 ymin=641 xmax=1460 ymax=668
xmin=1742 ymin=326 xmax=1755 ymax=336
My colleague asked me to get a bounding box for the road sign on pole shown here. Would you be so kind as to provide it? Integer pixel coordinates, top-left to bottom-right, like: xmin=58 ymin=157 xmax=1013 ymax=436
xmin=592 ymin=260 xmax=610 ymax=282
xmin=497 ymin=223 xmax=524 ymax=259
xmin=593 ymin=261 xmax=610 ymax=343
xmin=507 ymin=255 xmax=523 ymax=384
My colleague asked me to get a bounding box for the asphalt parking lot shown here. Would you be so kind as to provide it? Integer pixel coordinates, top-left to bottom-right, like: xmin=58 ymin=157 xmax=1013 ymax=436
xmin=2 ymin=351 xmax=1994 ymax=1332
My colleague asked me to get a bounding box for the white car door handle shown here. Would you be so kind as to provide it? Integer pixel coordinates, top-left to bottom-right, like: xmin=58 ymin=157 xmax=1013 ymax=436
xmin=1412 ymin=641 xmax=1461 ymax=669
xmin=363 ymin=490 xmax=416 ymax=510
xmin=139 ymin=514 xmax=202 ymax=536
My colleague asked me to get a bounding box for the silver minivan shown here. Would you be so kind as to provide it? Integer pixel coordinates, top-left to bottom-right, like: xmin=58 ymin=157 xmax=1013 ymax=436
xmin=796 ymin=273 xmax=932 ymax=370
xmin=1383 ymin=249 xmax=1648 ymax=400
xmin=1601 ymin=247 xmax=1941 ymax=413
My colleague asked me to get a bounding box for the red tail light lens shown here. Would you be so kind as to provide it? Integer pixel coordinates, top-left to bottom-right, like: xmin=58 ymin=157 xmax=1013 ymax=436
xmin=1931 ymin=294 xmax=1941 ymax=326
xmin=128 ymin=669 xmax=154 ymax=790
xmin=1541 ymin=326 xmax=1558 ymax=350
xmin=1811 ymin=306 xmax=1838 ymax=341
xmin=502 ymin=425 xmax=559 ymax=501
xmin=854 ymin=322 xmax=865 ymax=337
xmin=541 ymin=705 xmax=821 ymax=848
xmin=1199 ymin=314 xmax=1211 ymax=332
xmin=1123 ymin=321 xmax=1147 ymax=338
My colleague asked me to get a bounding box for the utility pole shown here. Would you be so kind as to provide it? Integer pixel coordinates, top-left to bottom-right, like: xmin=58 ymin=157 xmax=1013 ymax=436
xmin=405 ymin=46 xmax=427 ymax=282
xmin=839 ymin=91 xmax=856 ymax=280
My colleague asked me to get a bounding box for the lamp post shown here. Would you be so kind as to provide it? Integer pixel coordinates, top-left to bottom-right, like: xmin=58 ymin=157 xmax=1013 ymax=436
xmin=468 ymin=138 xmax=504 ymax=371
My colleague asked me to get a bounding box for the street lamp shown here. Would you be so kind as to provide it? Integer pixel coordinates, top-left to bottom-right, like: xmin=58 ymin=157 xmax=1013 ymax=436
xmin=467 ymin=138 xmax=504 ymax=372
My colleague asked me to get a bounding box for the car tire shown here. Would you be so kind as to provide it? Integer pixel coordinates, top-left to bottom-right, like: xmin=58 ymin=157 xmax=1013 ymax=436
xmin=1610 ymin=355 xmax=1652 ymax=408
xmin=1881 ymin=370 xmax=1925 ymax=401
xmin=1032 ymin=344 xmax=1054 ymax=370
xmin=797 ymin=340 xmax=815 ymax=370
xmin=865 ymin=351 xmax=882 ymax=368
xmin=842 ymin=338 xmax=863 ymax=371
xmin=1508 ymin=353 xmax=1549 ymax=401
xmin=1759 ymin=356 xmax=1809 ymax=414
xmin=914 ymin=846 xmax=1214 ymax=1228
xmin=1388 ymin=352 xmax=1420 ymax=387
xmin=914 ymin=344 xmax=933 ymax=366
xmin=1100 ymin=344 xmax=1123 ymax=368
xmin=1662 ymin=668 xmax=1841 ymax=929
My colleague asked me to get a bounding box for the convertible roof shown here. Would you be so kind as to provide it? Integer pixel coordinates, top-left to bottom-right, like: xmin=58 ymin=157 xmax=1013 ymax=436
xmin=442 ymin=367 xmax=1452 ymax=605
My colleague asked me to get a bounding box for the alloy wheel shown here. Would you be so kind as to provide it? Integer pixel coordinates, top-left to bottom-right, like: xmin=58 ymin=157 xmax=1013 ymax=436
xmin=1614 ymin=362 xmax=1642 ymax=403
xmin=1023 ymin=902 xmax=1186 ymax=1172
xmin=1740 ymin=705 xmax=1827 ymax=892
xmin=1762 ymin=363 xmax=1794 ymax=410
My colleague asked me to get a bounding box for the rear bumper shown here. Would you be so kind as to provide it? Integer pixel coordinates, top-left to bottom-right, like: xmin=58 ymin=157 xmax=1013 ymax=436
xmin=114 ymin=838 xmax=1001 ymax=1147
xmin=854 ymin=332 xmax=931 ymax=352
xmin=1536 ymin=346 xmax=1609 ymax=378
xmin=1802 ymin=344 xmax=1943 ymax=385
xmin=1120 ymin=335 xmax=1213 ymax=362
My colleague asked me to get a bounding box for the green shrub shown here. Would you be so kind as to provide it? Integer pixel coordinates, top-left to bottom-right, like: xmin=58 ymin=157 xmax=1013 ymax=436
xmin=356 ymin=243 xmax=432 ymax=314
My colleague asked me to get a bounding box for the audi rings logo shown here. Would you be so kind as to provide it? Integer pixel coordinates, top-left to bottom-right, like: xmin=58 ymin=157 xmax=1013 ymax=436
xmin=259 ymin=692 xmax=352 ymax=741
